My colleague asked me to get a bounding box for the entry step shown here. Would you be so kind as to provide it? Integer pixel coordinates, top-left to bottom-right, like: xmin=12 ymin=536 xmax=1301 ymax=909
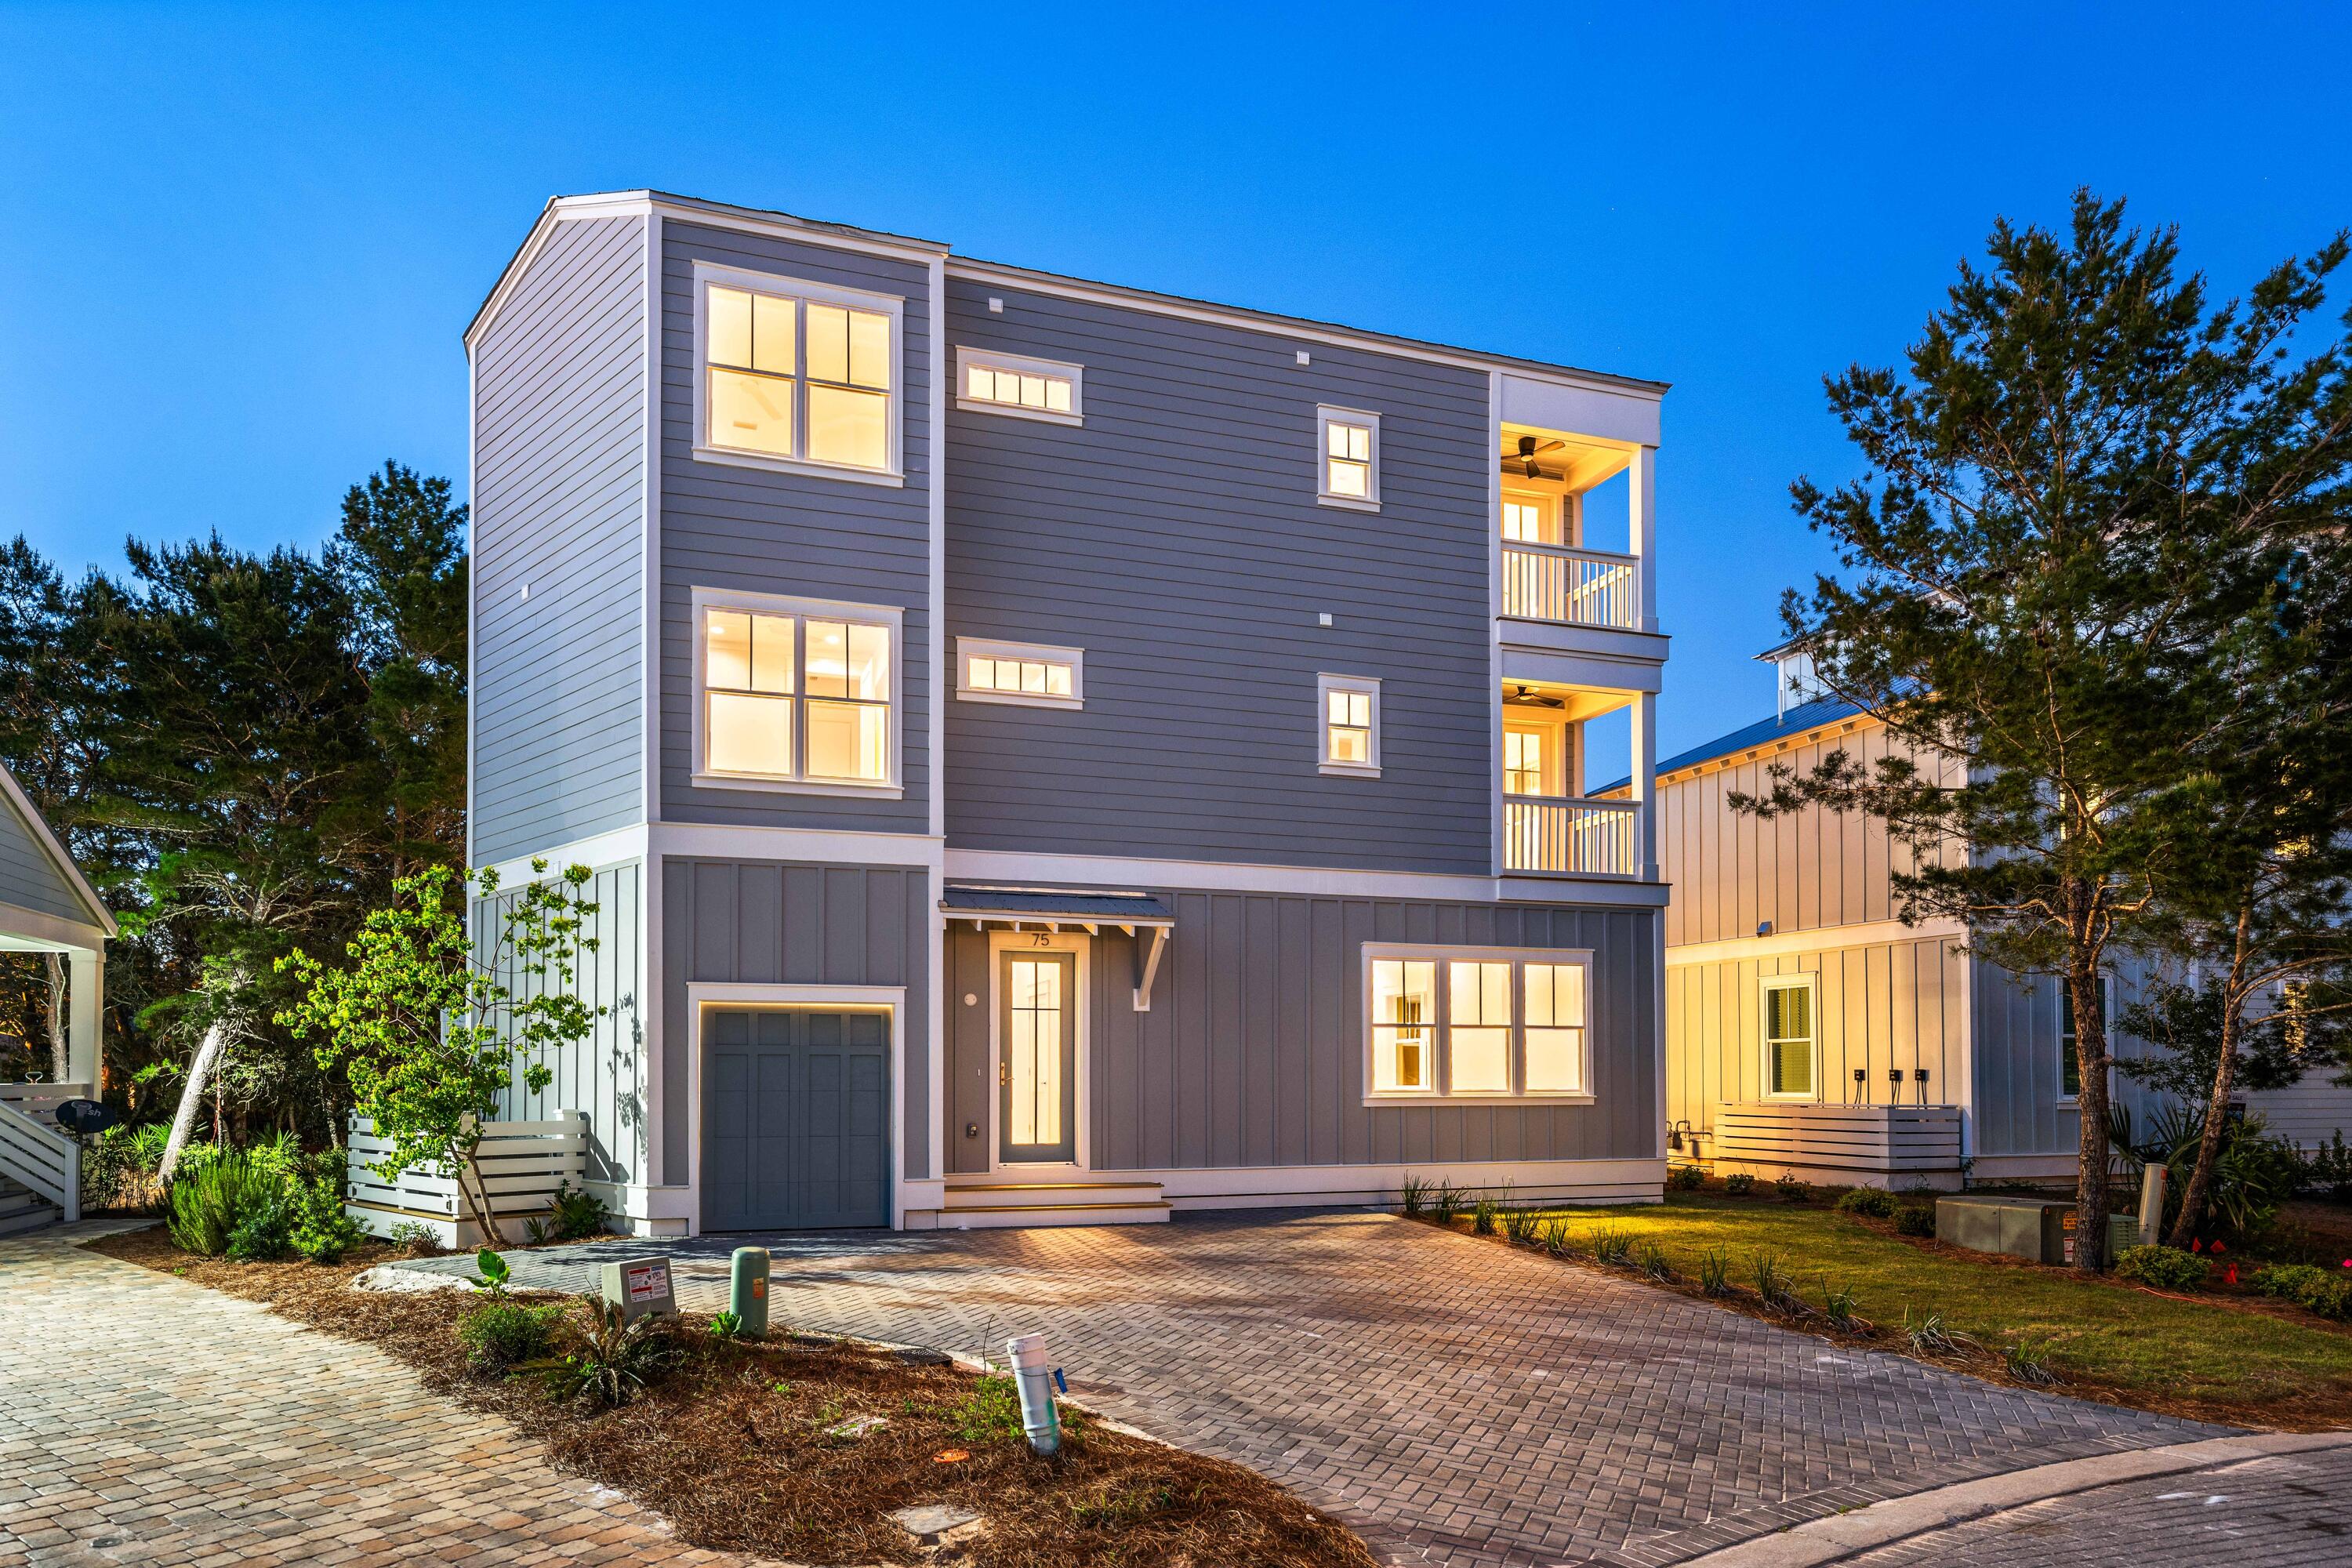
xmin=930 ymin=1178 xmax=1171 ymax=1229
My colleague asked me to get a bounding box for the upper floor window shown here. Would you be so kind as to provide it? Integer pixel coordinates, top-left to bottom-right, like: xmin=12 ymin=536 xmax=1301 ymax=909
xmin=956 ymin=636 xmax=1083 ymax=710
xmin=1317 ymin=405 xmax=1381 ymax=511
xmin=1364 ymin=944 xmax=1594 ymax=1103
xmin=1501 ymin=491 xmax=1563 ymax=545
xmin=2059 ymin=975 xmax=2111 ymax=1102
xmin=693 ymin=587 xmax=900 ymax=795
xmin=1318 ymin=673 xmax=1381 ymax=778
xmin=697 ymin=267 xmax=902 ymax=481
xmin=1762 ymin=974 xmax=1817 ymax=1098
xmin=956 ymin=347 xmax=1083 ymax=426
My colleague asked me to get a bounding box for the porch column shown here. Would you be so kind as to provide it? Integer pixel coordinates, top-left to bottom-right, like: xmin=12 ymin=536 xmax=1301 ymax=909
xmin=1632 ymin=693 xmax=1660 ymax=883
xmin=1628 ymin=445 xmax=1661 ymax=635
xmin=67 ymin=949 xmax=101 ymax=1091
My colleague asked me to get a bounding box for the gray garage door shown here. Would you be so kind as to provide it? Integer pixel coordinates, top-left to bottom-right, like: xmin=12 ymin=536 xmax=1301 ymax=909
xmin=702 ymin=1009 xmax=890 ymax=1230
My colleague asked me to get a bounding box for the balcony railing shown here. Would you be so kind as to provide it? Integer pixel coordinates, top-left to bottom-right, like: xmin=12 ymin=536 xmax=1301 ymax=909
xmin=1501 ymin=542 xmax=1642 ymax=630
xmin=1504 ymin=795 xmax=1640 ymax=877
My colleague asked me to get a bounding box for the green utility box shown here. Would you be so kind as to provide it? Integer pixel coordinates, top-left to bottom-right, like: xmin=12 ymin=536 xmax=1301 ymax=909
xmin=1936 ymin=1196 xmax=2144 ymax=1265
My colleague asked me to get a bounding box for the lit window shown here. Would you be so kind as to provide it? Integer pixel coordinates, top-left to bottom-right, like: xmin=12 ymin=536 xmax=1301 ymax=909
xmin=957 ymin=348 xmax=1083 ymax=423
xmin=1503 ymin=725 xmax=1555 ymax=797
xmin=1501 ymin=492 xmax=1561 ymax=544
xmin=1316 ymin=406 xmax=1381 ymax=510
xmin=700 ymin=274 xmax=898 ymax=474
xmin=956 ymin=638 xmax=1084 ymax=710
xmin=696 ymin=592 xmax=897 ymax=790
xmin=2059 ymin=976 xmax=2110 ymax=1101
xmin=1763 ymin=976 xmax=1817 ymax=1098
xmin=1363 ymin=946 xmax=1595 ymax=1102
xmin=1319 ymin=673 xmax=1381 ymax=777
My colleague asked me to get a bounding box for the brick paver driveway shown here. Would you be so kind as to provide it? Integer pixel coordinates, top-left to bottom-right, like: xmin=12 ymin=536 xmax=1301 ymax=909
xmin=397 ymin=1210 xmax=2228 ymax=1566
xmin=0 ymin=1224 xmax=772 ymax=1568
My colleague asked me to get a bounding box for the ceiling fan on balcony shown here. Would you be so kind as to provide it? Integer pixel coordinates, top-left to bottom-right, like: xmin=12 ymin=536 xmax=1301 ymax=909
xmin=1501 ymin=434 xmax=1566 ymax=481
xmin=1504 ymin=684 xmax=1566 ymax=710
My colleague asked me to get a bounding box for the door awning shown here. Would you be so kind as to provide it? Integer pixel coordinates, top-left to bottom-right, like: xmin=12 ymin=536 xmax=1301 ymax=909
xmin=940 ymin=886 xmax=1174 ymax=1010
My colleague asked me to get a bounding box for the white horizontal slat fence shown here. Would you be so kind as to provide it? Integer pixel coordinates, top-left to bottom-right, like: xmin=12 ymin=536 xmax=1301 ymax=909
xmin=344 ymin=1109 xmax=587 ymax=1248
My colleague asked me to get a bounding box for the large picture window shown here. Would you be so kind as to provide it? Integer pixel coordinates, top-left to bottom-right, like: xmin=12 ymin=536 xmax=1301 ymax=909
xmin=1363 ymin=944 xmax=1594 ymax=1103
xmin=698 ymin=267 xmax=902 ymax=479
xmin=693 ymin=589 xmax=900 ymax=794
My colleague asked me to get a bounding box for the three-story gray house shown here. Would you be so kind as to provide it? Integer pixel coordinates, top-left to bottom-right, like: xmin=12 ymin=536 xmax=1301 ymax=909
xmin=466 ymin=190 xmax=1671 ymax=1232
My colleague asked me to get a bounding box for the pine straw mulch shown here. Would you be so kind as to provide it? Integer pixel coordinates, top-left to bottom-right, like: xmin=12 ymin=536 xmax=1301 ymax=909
xmin=84 ymin=1226 xmax=1376 ymax=1568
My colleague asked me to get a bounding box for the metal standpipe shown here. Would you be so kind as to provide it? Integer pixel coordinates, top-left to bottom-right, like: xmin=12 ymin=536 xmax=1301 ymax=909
xmin=730 ymin=1246 xmax=771 ymax=1338
xmin=1006 ymin=1333 xmax=1062 ymax=1455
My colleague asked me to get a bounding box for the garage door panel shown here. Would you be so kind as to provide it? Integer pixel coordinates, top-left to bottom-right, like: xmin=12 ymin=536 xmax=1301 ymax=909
xmin=702 ymin=1009 xmax=889 ymax=1232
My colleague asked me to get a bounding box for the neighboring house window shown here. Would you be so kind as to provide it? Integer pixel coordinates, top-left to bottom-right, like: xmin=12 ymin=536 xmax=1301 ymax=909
xmin=956 ymin=637 xmax=1083 ymax=710
xmin=956 ymin=347 xmax=1083 ymax=425
xmin=1762 ymin=975 xmax=1817 ymax=1098
xmin=1363 ymin=944 xmax=1595 ymax=1102
xmin=1318 ymin=673 xmax=1381 ymax=778
xmin=697 ymin=267 xmax=901 ymax=479
xmin=693 ymin=588 xmax=901 ymax=793
xmin=2059 ymin=975 xmax=2111 ymax=1102
xmin=1317 ymin=405 xmax=1381 ymax=510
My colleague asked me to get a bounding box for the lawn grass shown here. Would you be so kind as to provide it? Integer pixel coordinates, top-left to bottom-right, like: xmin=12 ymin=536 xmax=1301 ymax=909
xmin=1499 ymin=1192 xmax=2352 ymax=1428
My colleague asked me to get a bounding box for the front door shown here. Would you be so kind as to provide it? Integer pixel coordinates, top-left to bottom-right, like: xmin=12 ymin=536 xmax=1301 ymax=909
xmin=999 ymin=951 xmax=1077 ymax=1163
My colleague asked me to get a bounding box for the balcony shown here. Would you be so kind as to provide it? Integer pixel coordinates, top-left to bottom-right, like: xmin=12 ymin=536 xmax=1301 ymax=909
xmin=1501 ymin=541 xmax=1642 ymax=630
xmin=1503 ymin=795 xmax=1640 ymax=877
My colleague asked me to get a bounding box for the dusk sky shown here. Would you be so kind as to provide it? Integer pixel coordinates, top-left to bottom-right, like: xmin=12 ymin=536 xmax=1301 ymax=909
xmin=5 ymin=2 xmax=2348 ymax=752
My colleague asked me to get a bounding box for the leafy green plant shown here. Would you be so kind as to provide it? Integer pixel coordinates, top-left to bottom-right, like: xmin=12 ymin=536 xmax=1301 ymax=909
xmin=1501 ymin=1205 xmax=1540 ymax=1245
xmin=1635 ymin=1240 xmax=1675 ymax=1282
xmin=289 ymin=1171 xmax=363 ymax=1262
xmin=167 ymin=1151 xmax=283 ymax=1257
xmin=224 ymin=1192 xmax=295 ymax=1261
xmin=1399 ymin=1174 xmax=1429 ymax=1217
xmin=1589 ymin=1224 xmax=1634 ymax=1265
xmin=1666 ymin=1164 xmax=1706 ymax=1192
xmin=538 ymin=1296 xmax=681 ymax=1407
xmin=2249 ymin=1263 xmax=2352 ymax=1322
xmin=1751 ymin=1250 xmax=1806 ymax=1313
xmin=710 ymin=1310 xmax=745 ymax=1341
xmin=1835 ymin=1187 xmax=1898 ymax=1218
xmin=2003 ymin=1339 xmax=2060 ymax=1385
xmin=459 ymin=1300 xmax=564 ymax=1370
xmin=1820 ymin=1278 xmax=1871 ymax=1333
xmin=1774 ymin=1174 xmax=1811 ymax=1204
xmin=1903 ymin=1307 xmax=1979 ymax=1357
xmin=1697 ymin=1246 xmax=1732 ymax=1296
xmin=1537 ymin=1216 xmax=1573 ymax=1258
xmin=469 ymin=1247 xmax=513 ymax=1299
xmin=387 ymin=1220 xmax=442 ymax=1253
xmin=1469 ymin=1194 xmax=1499 ymax=1235
xmin=278 ymin=859 xmax=608 ymax=1248
xmin=2114 ymin=1244 xmax=2211 ymax=1290
xmin=2296 ymin=1132 xmax=2352 ymax=1201
xmin=525 ymin=1178 xmax=610 ymax=1245
xmin=1895 ymin=1203 xmax=1937 ymax=1237
xmin=952 ymin=1373 xmax=1026 ymax=1444
xmin=1724 ymin=1174 xmax=1756 ymax=1196
xmin=1431 ymin=1181 xmax=1463 ymax=1225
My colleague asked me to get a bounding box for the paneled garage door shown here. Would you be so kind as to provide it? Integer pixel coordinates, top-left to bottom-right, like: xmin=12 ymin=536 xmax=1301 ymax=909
xmin=702 ymin=1009 xmax=890 ymax=1230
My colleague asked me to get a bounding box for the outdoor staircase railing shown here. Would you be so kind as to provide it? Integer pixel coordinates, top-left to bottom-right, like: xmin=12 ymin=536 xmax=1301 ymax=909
xmin=0 ymin=1096 xmax=80 ymax=1222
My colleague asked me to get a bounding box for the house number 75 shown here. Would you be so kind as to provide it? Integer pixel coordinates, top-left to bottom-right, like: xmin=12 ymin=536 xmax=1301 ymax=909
xmin=1031 ymin=932 xmax=1053 ymax=946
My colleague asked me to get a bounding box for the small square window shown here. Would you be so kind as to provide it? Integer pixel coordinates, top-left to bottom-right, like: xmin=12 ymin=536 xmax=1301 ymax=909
xmin=1316 ymin=406 xmax=1381 ymax=511
xmin=1318 ymin=674 xmax=1381 ymax=777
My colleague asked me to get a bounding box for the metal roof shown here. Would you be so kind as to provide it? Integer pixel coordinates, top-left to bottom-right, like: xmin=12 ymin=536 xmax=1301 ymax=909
xmin=939 ymin=886 xmax=1174 ymax=924
xmin=1591 ymin=694 xmax=1871 ymax=795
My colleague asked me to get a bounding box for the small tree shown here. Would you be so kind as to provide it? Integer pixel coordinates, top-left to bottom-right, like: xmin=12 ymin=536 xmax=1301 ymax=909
xmin=278 ymin=859 xmax=604 ymax=1246
xmin=1738 ymin=193 xmax=2351 ymax=1269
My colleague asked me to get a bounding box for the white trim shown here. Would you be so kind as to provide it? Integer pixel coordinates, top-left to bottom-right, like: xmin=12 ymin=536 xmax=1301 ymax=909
xmin=926 ymin=252 xmax=948 ymax=1196
xmin=1361 ymin=941 xmax=1598 ymax=1105
xmin=1665 ymin=917 xmax=1969 ymax=968
xmin=477 ymin=825 xmax=650 ymax=888
xmin=688 ymin=260 xmax=907 ymax=484
xmin=465 ymin=307 xmax=480 ymax=870
xmin=954 ymin=346 xmax=1084 ymax=425
xmin=942 ymin=847 xmax=1670 ymax=906
xmin=1315 ymin=405 xmax=1381 ymax=511
xmin=1487 ymin=368 xmax=1505 ymax=878
xmin=1146 ymin=1156 xmax=1665 ymax=1207
xmin=0 ymin=906 xmax=106 ymax=955
xmin=1316 ymin=672 xmax=1382 ymax=778
xmin=1759 ymin=971 xmax=1821 ymax=1100
xmin=688 ymin=585 xmax=905 ymax=797
xmin=654 ymin=822 xmax=942 ymax=868
xmin=641 ymin=209 xmax=664 ymax=828
xmin=985 ymin=929 xmax=1091 ymax=1173
xmin=683 ymin=982 xmax=908 ymax=1235
xmin=956 ymin=637 xmax=1085 ymax=710
xmin=0 ymin=763 xmax=114 ymax=938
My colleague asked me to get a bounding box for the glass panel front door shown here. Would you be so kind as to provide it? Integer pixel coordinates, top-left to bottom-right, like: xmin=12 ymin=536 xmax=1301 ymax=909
xmin=1000 ymin=952 xmax=1077 ymax=1163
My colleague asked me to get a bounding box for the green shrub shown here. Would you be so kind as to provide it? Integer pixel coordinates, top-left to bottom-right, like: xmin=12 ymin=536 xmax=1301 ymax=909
xmin=524 ymin=1178 xmax=611 ymax=1245
xmin=1471 ymin=1194 xmax=1500 ymax=1235
xmin=2114 ymin=1244 xmax=2211 ymax=1290
xmin=459 ymin=1300 xmax=564 ymax=1370
xmin=80 ymin=1122 xmax=172 ymax=1211
xmin=1774 ymin=1174 xmax=1811 ymax=1204
xmin=2004 ymin=1339 xmax=2060 ymax=1385
xmin=1589 ymin=1224 xmax=1634 ymax=1265
xmin=539 ymin=1296 xmax=681 ymax=1406
xmin=224 ymin=1193 xmax=296 ymax=1261
xmin=1894 ymin=1203 xmax=1937 ymax=1237
xmin=1666 ymin=1164 xmax=1705 ymax=1192
xmin=1501 ymin=1205 xmax=1540 ymax=1244
xmin=1724 ymin=1174 xmax=1756 ymax=1196
xmin=387 ymin=1220 xmax=443 ymax=1253
xmin=168 ymin=1152 xmax=284 ymax=1257
xmin=289 ymin=1173 xmax=364 ymax=1263
xmin=1537 ymin=1215 xmax=1573 ymax=1258
xmin=1697 ymin=1245 xmax=1732 ymax=1296
xmin=1835 ymin=1187 xmax=1898 ymax=1218
xmin=2250 ymin=1263 xmax=2352 ymax=1322
xmin=1751 ymin=1250 xmax=1806 ymax=1313
xmin=1432 ymin=1181 xmax=1463 ymax=1224
xmin=1820 ymin=1278 xmax=1868 ymax=1333
xmin=1634 ymin=1240 xmax=1675 ymax=1282
xmin=1399 ymin=1174 xmax=1429 ymax=1217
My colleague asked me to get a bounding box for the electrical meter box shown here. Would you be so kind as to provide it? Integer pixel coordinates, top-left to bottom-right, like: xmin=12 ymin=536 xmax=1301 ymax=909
xmin=600 ymin=1257 xmax=678 ymax=1323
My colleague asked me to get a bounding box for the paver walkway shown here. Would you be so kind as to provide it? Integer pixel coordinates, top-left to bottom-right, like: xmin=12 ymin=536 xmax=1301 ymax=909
xmin=0 ymin=1223 xmax=773 ymax=1568
xmin=393 ymin=1210 xmax=2229 ymax=1566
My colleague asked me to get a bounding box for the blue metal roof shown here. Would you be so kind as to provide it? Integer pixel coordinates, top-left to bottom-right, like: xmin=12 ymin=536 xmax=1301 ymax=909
xmin=1592 ymin=694 xmax=1869 ymax=794
xmin=940 ymin=886 xmax=1174 ymax=923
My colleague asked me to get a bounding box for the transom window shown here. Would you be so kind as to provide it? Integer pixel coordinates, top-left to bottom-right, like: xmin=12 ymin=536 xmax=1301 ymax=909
xmin=956 ymin=637 xmax=1084 ymax=710
xmin=1364 ymin=945 xmax=1594 ymax=1102
xmin=957 ymin=347 xmax=1083 ymax=424
xmin=1318 ymin=673 xmax=1381 ymax=777
xmin=695 ymin=590 xmax=899 ymax=793
xmin=1762 ymin=975 xmax=1817 ymax=1098
xmin=1316 ymin=405 xmax=1381 ymax=510
xmin=699 ymin=270 xmax=900 ymax=476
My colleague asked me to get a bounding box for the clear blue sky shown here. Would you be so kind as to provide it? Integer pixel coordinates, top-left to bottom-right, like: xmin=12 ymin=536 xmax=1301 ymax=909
xmin=4 ymin=2 xmax=2347 ymax=753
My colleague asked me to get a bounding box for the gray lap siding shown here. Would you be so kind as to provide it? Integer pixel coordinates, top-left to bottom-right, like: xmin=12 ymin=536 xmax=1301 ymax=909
xmin=946 ymin=890 xmax=1659 ymax=1176
xmin=656 ymin=221 xmax=934 ymax=834
xmin=941 ymin=277 xmax=1494 ymax=873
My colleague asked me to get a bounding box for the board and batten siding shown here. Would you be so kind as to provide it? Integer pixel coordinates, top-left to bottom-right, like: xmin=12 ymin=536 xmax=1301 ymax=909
xmin=946 ymin=892 xmax=1659 ymax=1175
xmin=656 ymin=223 xmax=933 ymax=835
xmin=660 ymin=858 xmax=933 ymax=1182
xmin=1665 ymin=935 xmax=1967 ymax=1135
xmin=481 ymin=861 xmax=647 ymax=1186
xmin=1969 ymin=954 xmax=2171 ymax=1160
xmin=471 ymin=213 xmax=648 ymax=867
xmin=940 ymin=277 xmax=1494 ymax=873
xmin=0 ymin=791 xmax=89 ymax=927
xmin=1658 ymin=721 xmax=1962 ymax=948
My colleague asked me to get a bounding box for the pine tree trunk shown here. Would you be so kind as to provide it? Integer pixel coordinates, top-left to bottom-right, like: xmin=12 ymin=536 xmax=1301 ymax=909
xmin=2068 ymin=884 xmax=2112 ymax=1272
xmin=42 ymin=953 xmax=67 ymax=1083
xmin=2169 ymin=913 xmax=2253 ymax=1247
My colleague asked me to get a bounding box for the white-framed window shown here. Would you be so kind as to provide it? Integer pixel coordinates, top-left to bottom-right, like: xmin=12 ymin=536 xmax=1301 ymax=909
xmin=1501 ymin=490 xmax=1563 ymax=545
xmin=691 ymin=586 xmax=902 ymax=796
xmin=1316 ymin=405 xmax=1381 ymax=511
xmin=1363 ymin=943 xmax=1594 ymax=1104
xmin=693 ymin=263 xmax=904 ymax=484
xmin=956 ymin=636 xmax=1083 ymax=710
xmin=2058 ymin=974 xmax=2111 ymax=1104
xmin=1318 ymin=673 xmax=1381 ymax=778
xmin=956 ymin=347 xmax=1083 ymax=426
xmin=1761 ymin=974 xmax=1818 ymax=1098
